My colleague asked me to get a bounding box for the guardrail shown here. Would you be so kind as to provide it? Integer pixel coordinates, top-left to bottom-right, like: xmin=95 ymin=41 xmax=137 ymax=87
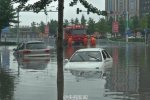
xmin=1 ymin=37 xmax=56 ymax=46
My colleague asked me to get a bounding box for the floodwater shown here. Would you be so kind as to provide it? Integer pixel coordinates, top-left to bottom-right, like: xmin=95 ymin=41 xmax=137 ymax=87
xmin=0 ymin=42 xmax=150 ymax=100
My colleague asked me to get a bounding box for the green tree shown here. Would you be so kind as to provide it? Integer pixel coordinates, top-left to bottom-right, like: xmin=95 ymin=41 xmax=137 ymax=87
xmin=0 ymin=0 xmax=18 ymax=41
xmin=147 ymin=14 xmax=150 ymax=29
xmin=74 ymin=18 xmax=79 ymax=25
xmin=140 ymin=16 xmax=147 ymax=29
xmin=107 ymin=16 xmax=113 ymax=32
xmin=70 ymin=18 xmax=75 ymax=25
xmin=118 ymin=17 xmax=125 ymax=36
xmin=130 ymin=16 xmax=139 ymax=30
xmin=64 ymin=19 xmax=69 ymax=26
xmin=87 ymin=17 xmax=95 ymax=34
xmin=81 ymin=14 xmax=86 ymax=26
xmin=95 ymin=18 xmax=108 ymax=33
xmin=39 ymin=21 xmax=45 ymax=33
xmin=31 ymin=21 xmax=37 ymax=32
xmin=49 ymin=20 xmax=58 ymax=36
xmin=139 ymin=14 xmax=150 ymax=33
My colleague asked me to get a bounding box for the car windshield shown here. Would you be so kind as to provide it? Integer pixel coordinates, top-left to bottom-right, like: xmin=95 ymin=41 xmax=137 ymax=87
xmin=26 ymin=42 xmax=47 ymax=49
xmin=71 ymin=29 xmax=86 ymax=35
xmin=70 ymin=51 xmax=102 ymax=62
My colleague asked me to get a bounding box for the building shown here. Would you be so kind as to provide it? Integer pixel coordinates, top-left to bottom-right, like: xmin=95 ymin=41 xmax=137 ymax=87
xmin=139 ymin=0 xmax=150 ymax=17
xmin=105 ymin=0 xmax=150 ymax=20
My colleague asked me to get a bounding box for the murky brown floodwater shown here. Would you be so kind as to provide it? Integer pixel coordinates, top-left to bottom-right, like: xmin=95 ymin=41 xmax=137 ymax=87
xmin=0 ymin=42 xmax=150 ymax=100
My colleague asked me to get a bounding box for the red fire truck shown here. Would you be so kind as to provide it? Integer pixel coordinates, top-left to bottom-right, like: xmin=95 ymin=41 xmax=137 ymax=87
xmin=63 ymin=24 xmax=87 ymax=45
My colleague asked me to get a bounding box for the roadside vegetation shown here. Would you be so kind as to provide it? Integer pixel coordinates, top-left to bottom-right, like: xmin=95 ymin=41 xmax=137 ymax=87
xmin=0 ymin=0 xmax=18 ymax=42
xmin=8 ymin=14 xmax=150 ymax=42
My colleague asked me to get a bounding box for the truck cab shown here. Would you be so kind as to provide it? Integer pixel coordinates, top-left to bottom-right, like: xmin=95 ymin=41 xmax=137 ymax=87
xmin=63 ymin=25 xmax=87 ymax=46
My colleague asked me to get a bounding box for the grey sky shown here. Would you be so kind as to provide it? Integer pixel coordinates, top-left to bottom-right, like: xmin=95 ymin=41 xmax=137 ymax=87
xmin=18 ymin=0 xmax=105 ymax=26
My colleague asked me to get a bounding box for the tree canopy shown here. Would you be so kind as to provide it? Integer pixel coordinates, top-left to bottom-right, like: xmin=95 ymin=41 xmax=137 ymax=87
xmin=0 ymin=0 xmax=18 ymax=31
xmin=12 ymin=0 xmax=105 ymax=16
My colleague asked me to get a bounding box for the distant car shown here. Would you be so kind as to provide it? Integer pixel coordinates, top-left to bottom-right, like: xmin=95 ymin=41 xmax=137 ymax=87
xmin=64 ymin=48 xmax=113 ymax=71
xmin=13 ymin=41 xmax=50 ymax=60
xmin=128 ymin=36 xmax=135 ymax=39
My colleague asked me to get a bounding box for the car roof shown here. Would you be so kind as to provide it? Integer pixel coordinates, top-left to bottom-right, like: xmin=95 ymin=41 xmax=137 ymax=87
xmin=76 ymin=48 xmax=105 ymax=52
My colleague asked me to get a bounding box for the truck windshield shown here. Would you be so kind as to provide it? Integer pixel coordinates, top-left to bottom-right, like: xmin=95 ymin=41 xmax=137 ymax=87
xmin=71 ymin=29 xmax=86 ymax=35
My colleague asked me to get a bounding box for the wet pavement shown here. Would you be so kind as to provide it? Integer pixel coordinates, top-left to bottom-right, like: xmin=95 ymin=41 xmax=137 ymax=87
xmin=0 ymin=42 xmax=150 ymax=100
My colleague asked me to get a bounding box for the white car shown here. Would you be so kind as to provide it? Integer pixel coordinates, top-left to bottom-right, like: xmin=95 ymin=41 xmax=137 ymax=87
xmin=13 ymin=41 xmax=50 ymax=60
xmin=64 ymin=48 xmax=113 ymax=72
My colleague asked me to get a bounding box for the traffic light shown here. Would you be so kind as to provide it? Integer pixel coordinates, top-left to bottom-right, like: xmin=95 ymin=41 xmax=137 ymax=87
xmin=87 ymin=8 xmax=90 ymax=14
xmin=77 ymin=8 xmax=80 ymax=14
xmin=76 ymin=8 xmax=82 ymax=14
xmin=101 ymin=11 xmax=108 ymax=16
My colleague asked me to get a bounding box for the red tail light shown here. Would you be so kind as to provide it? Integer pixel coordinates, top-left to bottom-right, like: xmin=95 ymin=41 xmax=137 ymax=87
xmin=45 ymin=49 xmax=50 ymax=53
xmin=23 ymin=50 xmax=31 ymax=54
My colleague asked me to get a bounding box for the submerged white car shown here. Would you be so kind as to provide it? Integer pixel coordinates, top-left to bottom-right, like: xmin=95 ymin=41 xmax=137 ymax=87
xmin=64 ymin=48 xmax=113 ymax=71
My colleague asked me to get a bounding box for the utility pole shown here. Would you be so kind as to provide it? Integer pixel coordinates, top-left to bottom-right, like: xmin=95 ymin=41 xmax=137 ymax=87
xmin=114 ymin=0 xmax=117 ymax=38
xmin=144 ymin=28 xmax=147 ymax=44
xmin=125 ymin=0 xmax=129 ymax=42
xmin=17 ymin=9 xmax=20 ymax=43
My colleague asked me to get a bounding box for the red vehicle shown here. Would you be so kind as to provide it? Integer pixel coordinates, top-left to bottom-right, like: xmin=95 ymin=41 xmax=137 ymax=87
xmin=63 ymin=25 xmax=87 ymax=45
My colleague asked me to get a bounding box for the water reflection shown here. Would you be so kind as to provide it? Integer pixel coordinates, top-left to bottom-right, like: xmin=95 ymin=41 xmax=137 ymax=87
xmin=104 ymin=45 xmax=150 ymax=100
xmin=64 ymin=45 xmax=150 ymax=100
xmin=0 ymin=47 xmax=16 ymax=100
xmin=15 ymin=57 xmax=50 ymax=70
xmin=1 ymin=47 xmax=10 ymax=70
xmin=12 ymin=46 xmax=50 ymax=70
xmin=0 ymin=44 xmax=150 ymax=100
xmin=0 ymin=71 xmax=16 ymax=100
xmin=67 ymin=67 xmax=111 ymax=82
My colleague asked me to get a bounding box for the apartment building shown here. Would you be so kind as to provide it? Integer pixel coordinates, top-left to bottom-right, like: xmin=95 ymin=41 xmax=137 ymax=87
xmin=140 ymin=0 xmax=150 ymax=17
xmin=105 ymin=0 xmax=142 ymax=19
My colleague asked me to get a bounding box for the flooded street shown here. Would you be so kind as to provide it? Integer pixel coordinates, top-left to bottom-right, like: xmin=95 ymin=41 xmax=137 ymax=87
xmin=0 ymin=42 xmax=150 ymax=100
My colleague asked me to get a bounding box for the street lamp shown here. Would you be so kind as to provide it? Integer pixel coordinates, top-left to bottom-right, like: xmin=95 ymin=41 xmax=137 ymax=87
xmin=125 ymin=0 xmax=129 ymax=43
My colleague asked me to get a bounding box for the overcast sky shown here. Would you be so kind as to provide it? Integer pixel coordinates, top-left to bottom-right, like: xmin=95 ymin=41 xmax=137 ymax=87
xmin=17 ymin=0 xmax=105 ymax=26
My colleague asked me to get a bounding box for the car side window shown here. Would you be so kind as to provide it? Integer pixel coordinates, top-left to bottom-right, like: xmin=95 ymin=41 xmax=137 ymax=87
xmin=17 ymin=43 xmax=21 ymax=50
xmin=103 ymin=50 xmax=110 ymax=58
xmin=17 ymin=43 xmax=24 ymax=50
xmin=102 ymin=51 xmax=107 ymax=60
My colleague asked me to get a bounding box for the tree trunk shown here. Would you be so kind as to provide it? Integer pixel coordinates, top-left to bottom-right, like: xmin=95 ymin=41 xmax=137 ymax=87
xmin=57 ymin=1 xmax=64 ymax=100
